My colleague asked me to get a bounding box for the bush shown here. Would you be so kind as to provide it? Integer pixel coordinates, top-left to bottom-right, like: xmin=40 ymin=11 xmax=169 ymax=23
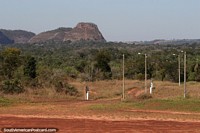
xmin=137 ymin=93 xmax=152 ymax=100
xmin=65 ymin=85 xmax=78 ymax=96
xmin=20 ymin=76 xmax=41 ymax=89
xmin=54 ymin=81 xmax=78 ymax=96
xmin=188 ymin=72 xmax=195 ymax=81
xmin=136 ymin=73 xmax=144 ymax=80
xmin=54 ymin=81 xmax=63 ymax=93
xmin=1 ymin=80 xmax=24 ymax=94
xmin=64 ymin=66 xmax=79 ymax=78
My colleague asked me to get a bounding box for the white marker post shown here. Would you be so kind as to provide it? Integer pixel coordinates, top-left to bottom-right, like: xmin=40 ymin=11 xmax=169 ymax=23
xmin=150 ymin=79 xmax=153 ymax=94
xmin=85 ymin=86 xmax=89 ymax=100
xmin=86 ymin=91 xmax=89 ymax=100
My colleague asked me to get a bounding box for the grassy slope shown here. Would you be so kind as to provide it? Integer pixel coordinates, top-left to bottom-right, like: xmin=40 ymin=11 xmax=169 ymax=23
xmin=1 ymin=80 xmax=200 ymax=121
xmin=0 ymin=97 xmax=13 ymax=107
xmin=79 ymin=80 xmax=200 ymax=113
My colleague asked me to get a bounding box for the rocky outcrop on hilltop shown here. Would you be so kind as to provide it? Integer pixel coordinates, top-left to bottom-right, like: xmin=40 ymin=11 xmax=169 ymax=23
xmin=29 ymin=22 xmax=106 ymax=43
xmin=0 ymin=29 xmax=35 ymax=44
xmin=63 ymin=22 xmax=105 ymax=42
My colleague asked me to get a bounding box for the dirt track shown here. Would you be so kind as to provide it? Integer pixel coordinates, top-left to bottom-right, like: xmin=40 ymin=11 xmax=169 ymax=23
xmin=1 ymin=116 xmax=200 ymax=133
xmin=1 ymin=88 xmax=200 ymax=133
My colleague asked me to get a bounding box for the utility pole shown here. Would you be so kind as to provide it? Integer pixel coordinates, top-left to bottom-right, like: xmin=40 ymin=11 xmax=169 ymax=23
xmin=122 ymin=54 xmax=125 ymax=100
xmin=138 ymin=53 xmax=147 ymax=93
xmin=184 ymin=52 xmax=187 ymax=98
xmin=91 ymin=63 xmax=93 ymax=82
xmin=178 ymin=55 xmax=181 ymax=86
xmin=145 ymin=54 xmax=147 ymax=93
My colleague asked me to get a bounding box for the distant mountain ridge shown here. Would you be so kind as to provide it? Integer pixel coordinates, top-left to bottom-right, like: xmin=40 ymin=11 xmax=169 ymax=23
xmin=0 ymin=31 xmax=14 ymax=44
xmin=132 ymin=39 xmax=200 ymax=45
xmin=0 ymin=29 xmax=35 ymax=44
xmin=143 ymin=39 xmax=200 ymax=45
xmin=1 ymin=22 xmax=200 ymax=45
xmin=0 ymin=22 xmax=106 ymax=44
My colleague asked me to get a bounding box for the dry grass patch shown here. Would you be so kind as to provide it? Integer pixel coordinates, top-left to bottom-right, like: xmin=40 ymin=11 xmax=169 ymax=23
xmin=151 ymin=81 xmax=200 ymax=99
xmin=70 ymin=80 xmax=144 ymax=100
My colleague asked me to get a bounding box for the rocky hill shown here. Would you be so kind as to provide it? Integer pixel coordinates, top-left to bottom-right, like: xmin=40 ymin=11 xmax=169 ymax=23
xmin=0 ymin=22 xmax=105 ymax=44
xmin=0 ymin=31 xmax=14 ymax=44
xmin=29 ymin=22 xmax=106 ymax=43
xmin=63 ymin=23 xmax=105 ymax=42
xmin=28 ymin=27 xmax=72 ymax=43
xmin=0 ymin=29 xmax=35 ymax=44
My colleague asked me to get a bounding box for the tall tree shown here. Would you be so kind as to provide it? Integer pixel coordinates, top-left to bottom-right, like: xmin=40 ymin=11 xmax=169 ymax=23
xmin=2 ymin=48 xmax=21 ymax=79
xmin=24 ymin=56 xmax=37 ymax=79
xmin=94 ymin=50 xmax=112 ymax=79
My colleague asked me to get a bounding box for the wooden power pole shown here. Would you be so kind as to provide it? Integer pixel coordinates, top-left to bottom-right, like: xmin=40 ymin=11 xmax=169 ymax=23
xmin=184 ymin=52 xmax=187 ymax=98
xmin=178 ymin=55 xmax=181 ymax=86
xmin=122 ymin=54 xmax=125 ymax=100
xmin=145 ymin=54 xmax=147 ymax=93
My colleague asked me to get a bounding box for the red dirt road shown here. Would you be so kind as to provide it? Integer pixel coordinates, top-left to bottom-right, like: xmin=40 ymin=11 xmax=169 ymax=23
xmin=1 ymin=116 xmax=200 ymax=133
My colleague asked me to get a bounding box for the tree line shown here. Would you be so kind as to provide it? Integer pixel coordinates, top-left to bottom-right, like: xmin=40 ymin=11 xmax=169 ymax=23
xmin=0 ymin=41 xmax=200 ymax=94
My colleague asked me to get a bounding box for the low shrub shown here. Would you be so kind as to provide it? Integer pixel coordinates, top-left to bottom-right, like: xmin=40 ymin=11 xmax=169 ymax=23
xmin=137 ymin=93 xmax=152 ymax=100
xmin=1 ymin=79 xmax=24 ymax=94
xmin=54 ymin=81 xmax=78 ymax=96
xmin=65 ymin=85 xmax=78 ymax=96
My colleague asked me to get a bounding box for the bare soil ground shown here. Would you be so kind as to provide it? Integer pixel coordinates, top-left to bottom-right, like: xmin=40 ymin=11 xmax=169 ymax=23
xmin=1 ymin=98 xmax=200 ymax=133
xmin=1 ymin=116 xmax=200 ymax=133
xmin=1 ymin=80 xmax=200 ymax=133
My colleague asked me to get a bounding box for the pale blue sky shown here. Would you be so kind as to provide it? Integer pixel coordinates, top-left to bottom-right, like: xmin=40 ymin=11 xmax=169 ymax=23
xmin=0 ymin=0 xmax=200 ymax=41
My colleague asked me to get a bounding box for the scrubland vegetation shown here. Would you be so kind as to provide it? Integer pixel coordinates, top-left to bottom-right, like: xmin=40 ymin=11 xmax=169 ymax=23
xmin=0 ymin=41 xmax=200 ymax=107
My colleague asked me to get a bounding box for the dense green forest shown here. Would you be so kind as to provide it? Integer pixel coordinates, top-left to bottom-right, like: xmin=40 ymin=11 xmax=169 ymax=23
xmin=0 ymin=41 xmax=200 ymax=95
